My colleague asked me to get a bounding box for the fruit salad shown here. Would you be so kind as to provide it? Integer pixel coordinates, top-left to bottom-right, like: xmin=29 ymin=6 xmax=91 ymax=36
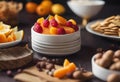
xmin=33 ymin=14 xmax=79 ymax=35
xmin=0 ymin=22 xmax=24 ymax=43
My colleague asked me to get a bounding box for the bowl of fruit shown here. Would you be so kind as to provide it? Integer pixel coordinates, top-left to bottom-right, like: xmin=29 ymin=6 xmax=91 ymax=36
xmin=31 ymin=15 xmax=81 ymax=56
xmin=92 ymin=50 xmax=120 ymax=81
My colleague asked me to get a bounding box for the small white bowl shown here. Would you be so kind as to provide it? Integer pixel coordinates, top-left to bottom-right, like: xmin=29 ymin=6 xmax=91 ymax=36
xmin=67 ymin=0 xmax=105 ymax=18
xmin=32 ymin=37 xmax=81 ymax=46
xmin=92 ymin=55 xmax=120 ymax=81
xmin=31 ymin=26 xmax=80 ymax=43
xmin=32 ymin=39 xmax=81 ymax=49
xmin=32 ymin=44 xmax=80 ymax=56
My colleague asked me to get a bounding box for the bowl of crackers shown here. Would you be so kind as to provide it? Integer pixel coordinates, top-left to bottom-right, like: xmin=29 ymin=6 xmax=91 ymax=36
xmin=86 ymin=15 xmax=120 ymax=40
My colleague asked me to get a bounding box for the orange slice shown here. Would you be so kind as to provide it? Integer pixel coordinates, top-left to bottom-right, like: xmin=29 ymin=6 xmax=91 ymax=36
xmin=64 ymin=27 xmax=75 ymax=34
xmin=63 ymin=59 xmax=70 ymax=67
xmin=54 ymin=14 xmax=67 ymax=25
xmin=7 ymin=35 xmax=14 ymax=42
xmin=68 ymin=19 xmax=77 ymax=25
xmin=37 ymin=17 xmax=45 ymax=24
xmin=0 ymin=33 xmax=7 ymax=43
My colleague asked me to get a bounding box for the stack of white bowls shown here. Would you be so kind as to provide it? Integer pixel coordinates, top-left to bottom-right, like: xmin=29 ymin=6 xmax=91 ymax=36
xmin=31 ymin=26 xmax=81 ymax=56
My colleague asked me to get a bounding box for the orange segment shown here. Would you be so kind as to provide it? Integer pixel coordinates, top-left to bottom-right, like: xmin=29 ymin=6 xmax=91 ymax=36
xmin=49 ymin=27 xmax=58 ymax=35
xmin=7 ymin=35 xmax=14 ymax=42
xmin=68 ymin=19 xmax=77 ymax=25
xmin=64 ymin=27 xmax=75 ymax=34
xmin=48 ymin=15 xmax=54 ymax=21
xmin=63 ymin=59 xmax=70 ymax=67
xmin=42 ymin=28 xmax=50 ymax=34
xmin=0 ymin=33 xmax=7 ymax=43
xmin=53 ymin=67 xmax=68 ymax=78
xmin=37 ymin=17 xmax=45 ymax=24
xmin=66 ymin=62 xmax=77 ymax=73
xmin=55 ymin=14 xmax=67 ymax=25
xmin=11 ymin=33 xmax=16 ymax=40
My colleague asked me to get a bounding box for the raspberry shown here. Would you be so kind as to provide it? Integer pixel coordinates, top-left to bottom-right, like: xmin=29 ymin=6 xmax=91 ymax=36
xmin=34 ymin=22 xmax=43 ymax=33
xmin=57 ymin=28 xmax=66 ymax=35
xmin=43 ymin=19 xmax=49 ymax=28
xmin=66 ymin=21 xmax=73 ymax=27
xmin=50 ymin=19 xmax=58 ymax=27
xmin=72 ymin=25 xmax=79 ymax=31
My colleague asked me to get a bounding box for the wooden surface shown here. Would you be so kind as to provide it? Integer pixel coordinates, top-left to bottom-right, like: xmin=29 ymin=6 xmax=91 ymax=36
xmin=14 ymin=66 xmax=81 ymax=82
xmin=0 ymin=4 xmax=120 ymax=82
xmin=0 ymin=46 xmax=33 ymax=70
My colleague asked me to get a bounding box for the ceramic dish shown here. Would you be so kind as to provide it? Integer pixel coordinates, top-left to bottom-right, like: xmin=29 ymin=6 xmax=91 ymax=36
xmin=0 ymin=40 xmax=21 ymax=48
xmin=32 ymin=38 xmax=81 ymax=46
xmin=32 ymin=45 xmax=80 ymax=56
xmin=92 ymin=55 xmax=120 ymax=81
xmin=32 ymin=40 xmax=81 ymax=49
xmin=86 ymin=20 xmax=120 ymax=40
xmin=31 ymin=26 xmax=80 ymax=43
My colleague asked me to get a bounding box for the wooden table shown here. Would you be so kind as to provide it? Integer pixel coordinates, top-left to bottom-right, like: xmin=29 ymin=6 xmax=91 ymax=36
xmin=0 ymin=4 xmax=120 ymax=82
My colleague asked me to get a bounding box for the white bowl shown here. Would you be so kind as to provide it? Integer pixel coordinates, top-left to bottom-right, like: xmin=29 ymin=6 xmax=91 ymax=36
xmin=92 ymin=55 xmax=120 ymax=81
xmin=32 ymin=44 xmax=80 ymax=56
xmin=31 ymin=26 xmax=80 ymax=43
xmin=32 ymin=39 xmax=81 ymax=49
xmin=67 ymin=0 xmax=105 ymax=18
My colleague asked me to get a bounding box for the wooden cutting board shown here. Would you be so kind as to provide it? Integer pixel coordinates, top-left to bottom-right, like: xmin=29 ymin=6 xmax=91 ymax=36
xmin=0 ymin=46 xmax=33 ymax=70
xmin=14 ymin=66 xmax=82 ymax=82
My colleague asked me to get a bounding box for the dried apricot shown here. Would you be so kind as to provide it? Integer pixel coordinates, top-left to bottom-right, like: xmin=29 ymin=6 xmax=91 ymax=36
xmin=63 ymin=59 xmax=70 ymax=67
xmin=53 ymin=67 xmax=68 ymax=78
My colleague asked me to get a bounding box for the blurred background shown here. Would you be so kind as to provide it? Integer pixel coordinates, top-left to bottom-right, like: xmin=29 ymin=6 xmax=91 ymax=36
xmin=1 ymin=0 xmax=120 ymax=26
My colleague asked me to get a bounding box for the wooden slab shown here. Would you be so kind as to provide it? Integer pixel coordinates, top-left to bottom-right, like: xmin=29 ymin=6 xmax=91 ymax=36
xmin=14 ymin=66 xmax=82 ymax=82
xmin=0 ymin=46 xmax=33 ymax=70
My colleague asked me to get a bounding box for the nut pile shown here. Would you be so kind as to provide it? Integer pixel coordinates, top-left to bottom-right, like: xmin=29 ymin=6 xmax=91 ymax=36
xmin=95 ymin=50 xmax=120 ymax=70
xmin=91 ymin=15 xmax=120 ymax=36
xmin=94 ymin=50 xmax=120 ymax=82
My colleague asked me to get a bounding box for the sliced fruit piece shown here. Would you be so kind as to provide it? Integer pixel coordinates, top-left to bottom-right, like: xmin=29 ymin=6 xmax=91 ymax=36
xmin=64 ymin=27 xmax=75 ymax=34
xmin=66 ymin=62 xmax=77 ymax=73
xmin=14 ymin=30 xmax=24 ymax=40
xmin=7 ymin=34 xmax=14 ymax=42
xmin=0 ymin=29 xmax=13 ymax=37
xmin=37 ymin=17 xmax=45 ymax=24
xmin=10 ymin=32 xmax=16 ymax=40
xmin=63 ymin=59 xmax=70 ymax=67
xmin=49 ymin=27 xmax=58 ymax=35
xmin=54 ymin=14 xmax=67 ymax=25
xmin=48 ymin=15 xmax=54 ymax=21
xmin=0 ymin=33 xmax=7 ymax=43
xmin=53 ymin=67 xmax=68 ymax=78
xmin=42 ymin=28 xmax=50 ymax=34
xmin=68 ymin=19 xmax=77 ymax=25
xmin=12 ymin=26 xmax=18 ymax=32
xmin=0 ymin=22 xmax=11 ymax=30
